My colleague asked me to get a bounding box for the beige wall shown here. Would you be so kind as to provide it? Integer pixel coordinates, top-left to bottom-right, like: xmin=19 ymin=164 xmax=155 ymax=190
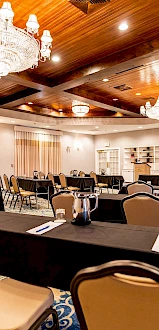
xmin=94 ymin=128 xmax=159 ymax=174
xmin=62 ymin=132 xmax=95 ymax=174
xmin=0 ymin=123 xmax=14 ymax=178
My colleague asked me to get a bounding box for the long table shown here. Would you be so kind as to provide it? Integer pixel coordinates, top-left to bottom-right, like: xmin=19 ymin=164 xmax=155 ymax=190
xmin=97 ymin=175 xmax=124 ymax=190
xmin=54 ymin=175 xmax=95 ymax=192
xmin=90 ymin=193 xmax=127 ymax=223
xmin=17 ymin=177 xmax=54 ymax=208
xmin=139 ymin=175 xmax=159 ymax=185
xmin=0 ymin=212 xmax=158 ymax=290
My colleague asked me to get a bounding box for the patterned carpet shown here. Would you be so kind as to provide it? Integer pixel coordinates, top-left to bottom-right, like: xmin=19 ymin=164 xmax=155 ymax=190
xmin=42 ymin=289 xmax=80 ymax=330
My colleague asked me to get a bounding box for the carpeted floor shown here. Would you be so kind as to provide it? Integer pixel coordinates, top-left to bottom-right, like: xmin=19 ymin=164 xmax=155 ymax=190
xmin=42 ymin=289 xmax=80 ymax=330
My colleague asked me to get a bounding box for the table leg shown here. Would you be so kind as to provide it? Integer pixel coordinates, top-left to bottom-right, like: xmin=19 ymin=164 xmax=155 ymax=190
xmin=48 ymin=186 xmax=49 ymax=209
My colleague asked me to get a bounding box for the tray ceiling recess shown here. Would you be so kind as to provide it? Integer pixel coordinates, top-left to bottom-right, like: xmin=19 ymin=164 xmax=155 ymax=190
xmin=68 ymin=0 xmax=110 ymax=14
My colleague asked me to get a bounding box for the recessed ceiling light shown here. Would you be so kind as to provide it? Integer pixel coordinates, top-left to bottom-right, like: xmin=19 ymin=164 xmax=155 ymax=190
xmin=11 ymin=121 xmax=15 ymax=123
xmin=119 ymin=22 xmax=128 ymax=31
xmin=114 ymin=129 xmax=117 ymax=132
xmin=46 ymin=126 xmax=49 ymax=128
xmin=102 ymin=78 xmax=109 ymax=82
xmin=58 ymin=109 xmax=63 ymax=112
xmin=113 ymin=98 xmax=118 ymax=101
xmin=138 ymin=126 xmax=143 ymax=129
xmin=28 ymin=102 xmax=33 ymax=105
xmin=52 ymin=55 xmax=60 ymax=62
xmin=136 ymin=93 xmax=141 ymax=96
xmin=95 ymin=126 xmax=99 ymax=129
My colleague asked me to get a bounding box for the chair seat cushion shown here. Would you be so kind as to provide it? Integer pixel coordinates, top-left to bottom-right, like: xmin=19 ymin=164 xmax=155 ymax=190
xmin=96 ymin=183 xmax=108 ymax=188
xmin=68 ymin=186 xmax=80 ymax=191
xmin=55 ymin=184 xmax=61 ymax=189
xmin=0 ymin=277 xmax=53 ymax=330
xmin=20 ymin=191 xmax=36 ymax=197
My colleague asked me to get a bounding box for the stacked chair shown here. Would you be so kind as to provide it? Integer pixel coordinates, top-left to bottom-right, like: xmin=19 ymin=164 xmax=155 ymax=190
xmin=38 ymin=171 xmax=45 ymax=179
xmin=59 ymin=173 xmax=80 ymax=192
xmin=90 ymin=171 xmax=109 ymax=193
xmin=121 ymin=192 xmax=159 ymax=226
xmin=11 ymin=175 xmax=36 ymax=211
xmin=0 ymin=276 xmax=59 ymax=330
xmin=127 ymin=180 xmax=153 ymax=195
xmin=50 ymin=190 xmax=75 ymax=219
xmin=71 ymin=260 xmax=159 ymax=330
xmin=48 ymin=172 xmax=61 ymax=192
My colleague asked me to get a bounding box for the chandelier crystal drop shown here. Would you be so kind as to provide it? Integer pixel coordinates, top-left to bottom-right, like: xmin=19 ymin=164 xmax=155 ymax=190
xmin=0 ymin=2 xmax=52 ymax=77
xmin=72 ymin=100 xmax=89 ymax=117
xmin=140 ymin=97 xmax=159 ymax=120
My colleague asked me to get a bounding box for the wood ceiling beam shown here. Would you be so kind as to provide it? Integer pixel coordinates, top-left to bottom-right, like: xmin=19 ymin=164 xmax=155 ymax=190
xmin=64 ymin=88 xmax=140 ymax=117
xmin=1 ymin=37 xmax=159 ymax=115
xmin=0 ymin=88 xmax=39 ymax=106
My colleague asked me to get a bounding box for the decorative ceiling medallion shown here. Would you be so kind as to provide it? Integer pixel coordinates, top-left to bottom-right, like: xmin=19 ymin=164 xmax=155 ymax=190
xmin=68 ymin=0 xmax=110 ymax=14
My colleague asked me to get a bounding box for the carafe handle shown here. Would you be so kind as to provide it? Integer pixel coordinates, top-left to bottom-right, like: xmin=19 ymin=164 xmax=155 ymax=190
xmin=89 ymin=194 xmax=98 ymax=213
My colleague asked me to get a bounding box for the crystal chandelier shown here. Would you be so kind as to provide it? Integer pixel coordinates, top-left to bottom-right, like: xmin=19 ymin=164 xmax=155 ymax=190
xmin=0 ymin=2 xmax=52 ymax=77
xmin=72 ymin=100 xmax=89 ymax=117
xmin=140 ymin=97 xmax=159 ymax=120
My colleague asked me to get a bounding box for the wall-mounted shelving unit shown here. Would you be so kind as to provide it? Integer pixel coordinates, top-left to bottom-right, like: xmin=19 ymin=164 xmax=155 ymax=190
xmin=123 ymin=145 xmax=159 ymax=181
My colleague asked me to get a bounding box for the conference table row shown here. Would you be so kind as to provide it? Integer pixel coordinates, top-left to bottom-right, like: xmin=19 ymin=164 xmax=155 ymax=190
xmin=0 ymin=212 xmax=158 ymax=290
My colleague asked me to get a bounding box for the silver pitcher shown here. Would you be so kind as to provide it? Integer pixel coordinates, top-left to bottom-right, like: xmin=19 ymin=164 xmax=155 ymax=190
xmin=72 ymin=193 xmax=98 ymax=226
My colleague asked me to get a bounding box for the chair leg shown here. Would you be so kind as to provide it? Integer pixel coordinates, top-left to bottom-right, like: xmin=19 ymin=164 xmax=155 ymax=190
xmin=107 ymin=187 xmax=109 ymax=194
xmin=10 ymin=194 xmax=15 ymax=207
xmin=19 ymin=196 xmax=23 ymax=212
xmin=29 ymin=196 xmax=32 ymax=209
xmin=29 ymin=307 xmax=59 ymax=330
xmin=5 ymin=192 xmax=10 ymax=205
xmin=13 ymin=195 xmax=18 ymax=209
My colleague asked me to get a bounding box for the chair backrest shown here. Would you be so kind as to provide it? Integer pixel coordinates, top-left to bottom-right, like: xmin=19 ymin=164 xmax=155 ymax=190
xmin=70 ymin=260 xmax=159 ymax=330
xmin=79 ymin=171 xmax=85 ymax=177
xmin=70 ymin=170 xmax=78 ymax=176
xmin=48 ymin=172 xmax=55 ymax=185
xmin=59 ymin=173 xmax=67 ymax=188
xmin=3 ymin=174 xmax=11 ymax=192
xmin=90 ymin=171 xmax=97 ymax=184
xmin=121 ymin=192 xmax=159 ymax=226
xmin=127 ymin=180 xmax=153 ymax=195
xmin=33 ymin=170 xmax=39 ymax=179
xmin=11 ymin=175 xmax=20 ymax=193
xmin=39 ymin=171 xmax=45 ymax=179
xmin=50 ymin=191 xmax=74 ymax=219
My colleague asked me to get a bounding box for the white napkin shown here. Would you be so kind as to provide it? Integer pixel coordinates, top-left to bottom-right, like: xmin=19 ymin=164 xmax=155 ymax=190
xmin=152 ymin=235 xmax=159 ymax=252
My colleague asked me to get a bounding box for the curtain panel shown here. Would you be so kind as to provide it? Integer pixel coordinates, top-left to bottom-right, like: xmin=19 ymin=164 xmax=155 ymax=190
xmin=15 ymin=130 xmax=61 ymax=177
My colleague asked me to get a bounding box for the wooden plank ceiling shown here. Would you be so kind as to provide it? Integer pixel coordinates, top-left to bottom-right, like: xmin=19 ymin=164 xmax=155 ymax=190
xmin=1 ymin=0 xmax=159 ymax=118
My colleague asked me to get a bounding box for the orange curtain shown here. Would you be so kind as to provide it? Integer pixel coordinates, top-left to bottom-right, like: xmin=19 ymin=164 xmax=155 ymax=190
xmin=15 ymin=130 xmax=61 ymax=177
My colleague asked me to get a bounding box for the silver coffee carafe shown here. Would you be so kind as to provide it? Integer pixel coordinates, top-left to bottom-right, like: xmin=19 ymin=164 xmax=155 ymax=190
xmin=72 ymin=193 xmax=98 ymax=226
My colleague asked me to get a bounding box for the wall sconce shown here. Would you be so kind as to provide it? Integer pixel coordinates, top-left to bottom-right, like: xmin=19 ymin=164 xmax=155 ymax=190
xmin=66 ymin=146 xmax=71 ymax=152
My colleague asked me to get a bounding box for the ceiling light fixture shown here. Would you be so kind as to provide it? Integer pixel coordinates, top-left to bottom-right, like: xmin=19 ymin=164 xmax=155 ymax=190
xmin=52 ymin=55 xmax=60 ymax=62
xmin=28 ymin=102 xmax=33 ymax=105
xmin=114 ymin=129 xmax=117 ymax=132
xmin=119 ymin=22 xmax=128 ymax=31
xmin=140 ymin=97 xmax=159 ymax=119
xmin=113 ymin=98 xmax=118 ymax=101
xmin=136 ymin=93 xmax=141 ymax=96
xmin=102 ymin=78 xmax=109 ymax=82
xmin=72 ymin=100 xmax=89 ymax=117
xmin=0 ymin=1 xmax=52 ymax=77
